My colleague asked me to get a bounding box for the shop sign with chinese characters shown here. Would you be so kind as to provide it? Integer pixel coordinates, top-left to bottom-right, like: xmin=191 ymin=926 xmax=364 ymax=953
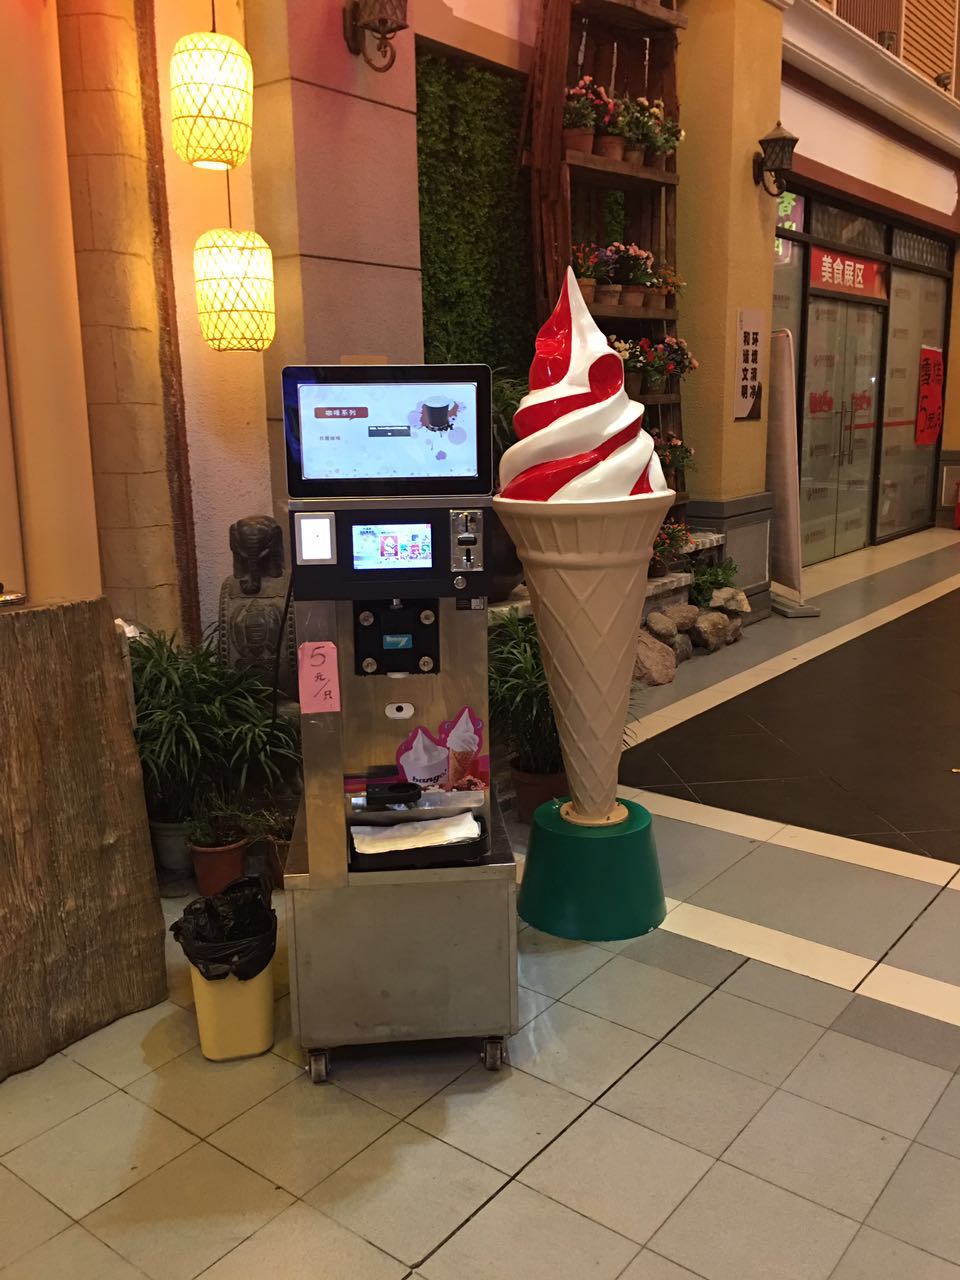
xmin=810 ymin=247 xmax=887 ymax=299
xmin=915 ymin=346 xmax=944 ymax=446
xmin=735 ymin=308 xmax=767 ymax=420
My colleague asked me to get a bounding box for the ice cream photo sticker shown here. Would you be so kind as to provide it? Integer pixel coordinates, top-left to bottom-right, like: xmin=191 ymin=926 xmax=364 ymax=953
xmin=396 ymin=707 xmax=487 ymax=791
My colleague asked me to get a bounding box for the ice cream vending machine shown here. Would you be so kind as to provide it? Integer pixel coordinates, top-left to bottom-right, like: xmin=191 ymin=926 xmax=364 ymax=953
xmin=281 ymin=364 xmax=518 ymax=1081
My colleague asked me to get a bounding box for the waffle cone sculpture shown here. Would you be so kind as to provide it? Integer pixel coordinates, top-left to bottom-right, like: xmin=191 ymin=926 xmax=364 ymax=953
xmin=494 ymin=269 xmax=674 ymax=826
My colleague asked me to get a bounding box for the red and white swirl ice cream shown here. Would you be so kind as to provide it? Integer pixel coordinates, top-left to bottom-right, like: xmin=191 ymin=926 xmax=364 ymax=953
xmin=499 ymin=268 xmax=671 ymax=503
xmin=494 ymin=269 xmax=674 ymax=830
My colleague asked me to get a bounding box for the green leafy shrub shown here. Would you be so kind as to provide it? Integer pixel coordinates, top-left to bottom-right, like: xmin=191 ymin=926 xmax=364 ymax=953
xmin=689 ymin=557 xmax=739 ymax=608
xmin=417 ymin=54 xmax=535 ymax=373
xmin=488 ymin=612 xmax=563 ymax=776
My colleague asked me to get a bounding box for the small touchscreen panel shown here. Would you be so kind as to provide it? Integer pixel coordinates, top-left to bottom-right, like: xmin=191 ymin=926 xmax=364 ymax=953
xmin=351 ymin=522 xmax=433 ymax=571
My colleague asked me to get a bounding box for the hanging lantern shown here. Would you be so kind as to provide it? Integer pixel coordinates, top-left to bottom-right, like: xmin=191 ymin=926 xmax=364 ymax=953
xmin=194 ymin=229 xmax=275 ymax=351
xmin=170 ymin=32 xmax=253 ymax=170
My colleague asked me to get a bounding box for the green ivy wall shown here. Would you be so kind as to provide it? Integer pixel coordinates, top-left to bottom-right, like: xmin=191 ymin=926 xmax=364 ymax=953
xmin=416 ymin=53 xmax=535 ymax=375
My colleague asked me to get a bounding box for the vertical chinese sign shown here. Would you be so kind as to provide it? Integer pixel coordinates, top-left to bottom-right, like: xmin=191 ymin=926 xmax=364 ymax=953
xmin=915 ymin=347 xmax=944 ymax=446
xmin=735 ymin=308 xmax=767 ymax=420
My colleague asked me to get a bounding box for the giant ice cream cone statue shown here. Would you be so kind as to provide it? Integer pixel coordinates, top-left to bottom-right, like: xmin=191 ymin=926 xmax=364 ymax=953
xmin=495 ymin=269 xmax=673 ymax=939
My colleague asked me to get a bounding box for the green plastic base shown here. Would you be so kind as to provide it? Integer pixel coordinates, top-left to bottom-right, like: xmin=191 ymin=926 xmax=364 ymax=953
xmin=518 ymin=797 xmax=666 ymax=942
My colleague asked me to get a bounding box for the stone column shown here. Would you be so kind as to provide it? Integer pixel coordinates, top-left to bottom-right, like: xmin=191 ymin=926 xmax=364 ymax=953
xmin=0 ymin=1 xmax=100 ymax=604
xmin=246 ymin=0 xmax=424 ymax=517
xmin=676 ymin=0 xmax=787 ymax=616
xmin=58 ymin=0 xmax=194 ymax=630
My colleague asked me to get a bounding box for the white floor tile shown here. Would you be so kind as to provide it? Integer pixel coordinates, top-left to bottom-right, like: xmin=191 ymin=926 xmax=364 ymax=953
xmin=518 ymin=986 xmax=554 ymax=1026
xmin=408 ymin=1064 xmax=586 ymax=1173
xmin=0 ymin=1223 xmax=145 ymax=1279
xmin=772 ymin=827 xmax=957 ymax=886
xmin=62 ymin=1002 xmax=199 ymax=1087
xmin=270 ymin=994 xmax=303 ymax=1066
xmin=84 ymin=1143 xmax=291 ymax=1280
xmin=2 ymin=1092 xmax=196 ymax=1219
xmin=620 ymin=790 xmax=785 ymax=843
xmin=306 ymin=1123 xmax=506 ymax=1266
xmin=332 ymin=1044 xmax=478 ymax=1118
xmin=517 ymin=929 xmax=611 ymax=998
xmin=660 ymin=903 xmax=873 ymax=989
xmin=208 ymin=1076 xmax=395 ymax=1196
xmin=508 ymin=1002 xmax=653 ymax=1100
xmin=419 ymin=1181 xmax=638 ymax=1280
xmin=0 ymin=1054 xmax=114 ymax=1156
xmin=164 ymin=933 xmax=195 ymax=1010
xmin=857 ymin=965 xmax=960 ymax=1030
xmin=562 ymin=957 xmax=711 ymax=1038
xmin=0 ymin=1167 xmax=70 ymax=1271
xmin=519 ymin=1108 xmax=711 ymax=1244
xmin=126 ymin=1046 xmax=301 ymax=1136
xmin=199 ymin=1202 xmax=406 ymax=1280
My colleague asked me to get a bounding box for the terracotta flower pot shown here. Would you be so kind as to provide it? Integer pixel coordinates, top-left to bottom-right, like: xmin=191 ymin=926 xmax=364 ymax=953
xmin=191 ymin=839 xmax=249 ymax=897
xmin=511 ymin=764 xmax=569 ymax=825
xmin=644 ymin=372 xmax=667 ymax=394
xmin=648 ymin=556 xmax=668 ymax=579
xmin=594 ymin=282 xmax=622 ymax=305
xmin=623 ymin=147 xmax=644 ymax=168
xmin=577 ymin=276 xmax=598 ymax=304
xmin=644 ymin=290 xmax=667 ymax=312
xmin=624 ymin=370 xmax=645 ymax=400
xmin=563 ymin=127 xmax=595 ymax=154
xmin=595 ymin=135 xmax=626 ymax=162
xmin=644 ymin=146 xmax=667 ymax=168
xmin=663 ymin=467 xmax=678 ymax=490
xmin=621 ymin=284 xmax=646 ymax=307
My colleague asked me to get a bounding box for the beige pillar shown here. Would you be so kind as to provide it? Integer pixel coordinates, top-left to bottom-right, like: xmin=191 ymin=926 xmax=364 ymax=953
xmin=57 ymin=0 xmax=186 ymax=630
xmin=246 ymin=0 xmax=424 ymax=517
xmin=676 ymin=0 xmax=786 ymax=610
xmin=0 ymin=1 xmax=101 ymax=604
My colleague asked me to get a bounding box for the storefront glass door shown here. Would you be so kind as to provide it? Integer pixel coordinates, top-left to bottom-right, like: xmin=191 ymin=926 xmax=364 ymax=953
xmin=800 ymin=297 xmax=884 ymax=566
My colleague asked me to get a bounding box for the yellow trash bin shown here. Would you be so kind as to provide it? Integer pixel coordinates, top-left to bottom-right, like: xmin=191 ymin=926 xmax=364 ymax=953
xmin=190 ymin=960 xmax=275 ymax=1061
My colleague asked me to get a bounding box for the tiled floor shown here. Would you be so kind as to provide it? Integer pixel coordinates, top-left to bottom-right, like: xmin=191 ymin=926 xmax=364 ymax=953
xmin=5 ymin=532 xmax=960 ymax=1278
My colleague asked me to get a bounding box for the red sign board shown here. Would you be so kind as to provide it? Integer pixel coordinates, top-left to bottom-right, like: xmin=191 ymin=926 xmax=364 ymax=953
xmin=915 ymin=346 xmax=944 ymax=446
xmin=810 ymin=247 xmax=887 ymax=299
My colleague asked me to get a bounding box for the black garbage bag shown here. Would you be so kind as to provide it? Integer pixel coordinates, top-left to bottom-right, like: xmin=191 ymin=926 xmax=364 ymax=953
xmin=171 ymin=877 xmax=277 ymax=982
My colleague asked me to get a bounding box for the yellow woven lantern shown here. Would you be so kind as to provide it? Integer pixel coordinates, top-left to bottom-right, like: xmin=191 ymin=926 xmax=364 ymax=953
xmin=170 ymin=32 xmax=253 ymax=170
xmin=194 ymin=229 xmax=275 ymax=351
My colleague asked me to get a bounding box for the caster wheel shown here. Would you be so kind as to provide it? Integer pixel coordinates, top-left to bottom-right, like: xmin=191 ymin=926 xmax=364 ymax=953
xmin=482 ymin=1037 xmax=505 ymax=1071
xmin=308 ymin=1050 xmax=331 ymax=1083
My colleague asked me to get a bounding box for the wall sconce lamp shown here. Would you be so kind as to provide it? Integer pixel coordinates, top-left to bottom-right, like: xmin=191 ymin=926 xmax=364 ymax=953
xmin=753 ymin=122 xmax=799 ymax=198
xmin=343 ymin=0 xmax=409 ymax=73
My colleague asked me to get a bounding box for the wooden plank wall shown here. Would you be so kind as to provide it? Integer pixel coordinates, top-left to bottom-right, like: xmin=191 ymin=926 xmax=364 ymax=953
xmin=837 ymin=0 xmax=904 ymax=51
xmin=902 ymin=0 xmax=958 ymax=81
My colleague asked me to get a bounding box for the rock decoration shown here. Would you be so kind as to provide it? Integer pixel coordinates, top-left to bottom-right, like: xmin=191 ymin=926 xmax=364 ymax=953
xmin=635 ymin=586 xmax=749 ymax=685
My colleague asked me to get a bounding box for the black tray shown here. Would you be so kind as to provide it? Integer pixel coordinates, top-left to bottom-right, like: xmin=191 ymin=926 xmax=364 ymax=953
xmin=348 ymin=817 xmax=490 ymax=873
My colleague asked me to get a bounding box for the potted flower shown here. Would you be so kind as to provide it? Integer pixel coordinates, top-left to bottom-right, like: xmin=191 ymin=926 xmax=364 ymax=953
xmin=620 ymin=95 xmax=655 ymax=166
xmin=595 ymin=242 xmax=624 ymax=305
xmin=645 ymin=100 xmax=684 ymax=168
xmin=563 ymin=76 xmax=600 ymax=154
xmin=643 ymin=335 xmax=698 ymax=391
xmin=593 ymin=88 xmax=627 ymax=162
xmin=571 ymin=241 xmax=603 ymax=305
xmin=608 ymin=333 xmax=647 ymax=400
xmin=655 ymin=435 xmax=696 ymax=489
xmin=618 ymin=243 xmax=657 ymax=307
xmin=651 ymin=520 xmax=694 ymax=578
xmin=489 ymin=611 xmax=567 ymax=824
xmin=657 ymin=264 xmax=686 ymax=309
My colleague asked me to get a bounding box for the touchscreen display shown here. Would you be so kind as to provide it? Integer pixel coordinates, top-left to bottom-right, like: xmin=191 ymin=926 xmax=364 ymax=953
xmin=298 ymin=382 xmax=478 ymax=481
xmin=352 ymin=523 xmax=433 ymax=571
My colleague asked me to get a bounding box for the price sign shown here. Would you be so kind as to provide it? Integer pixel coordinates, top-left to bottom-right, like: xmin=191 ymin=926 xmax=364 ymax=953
xmin=297 ymin=641 xmax=341 ymax=713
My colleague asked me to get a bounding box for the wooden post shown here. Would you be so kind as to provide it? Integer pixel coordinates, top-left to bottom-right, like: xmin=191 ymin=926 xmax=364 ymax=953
xmin=0 ymin=599 xmax=166 ymax=1081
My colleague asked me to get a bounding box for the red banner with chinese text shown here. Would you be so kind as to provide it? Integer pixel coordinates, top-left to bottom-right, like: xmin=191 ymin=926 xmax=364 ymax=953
xmin=915 ymin=346 xmax=944 ymax=446
xmin=810 ymin=247 xmax=887 ymax=300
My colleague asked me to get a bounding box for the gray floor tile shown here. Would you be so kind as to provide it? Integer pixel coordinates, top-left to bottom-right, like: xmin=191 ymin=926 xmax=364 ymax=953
xmin=519 ymin=1108 xmax=711 ymax=1245
xmin=649 ymin=1163 xmax=857 ymax=1280
xmin=723 ymin=1091 xmax=908 ymax=1220
xmin=831 ymin=995 xmax=960 ymax=1072
xmin=602 ymin=1044 xmax=773 ymax=1158
xmin=885 ymin=892 xmax=960 ymax=985
xmin=831 ymin=1226 xmax=960 ymax=1279
xmin=784 ymin=1030 xmax=951 ymax=1139
xmin=517 ymin=928 xmax=611 ymax=998
xmin=620 ymin=1255 xmax=703 ymax=1280
xmin=619 ymin=930 xmax=744 ymax=987
xmin=649 ymin=818 xmax=760 ymax=901
xmin=723 ymin=961 xmax=852 ymax=1027
xmin=563 ymin=958 xmax=711 ymax=1039
xmin=919 ymin=1076 xmax=960 ymax=1160
xmin=690 ymin=845 xmax=938 ymax=960
xmin=507 ymin=1002 xmax=654 ymax=1101
xmin=666 ymin=992 xmax=823 ymax=1086
xmin=868 ymin=1144 xmax=960 ymax=1264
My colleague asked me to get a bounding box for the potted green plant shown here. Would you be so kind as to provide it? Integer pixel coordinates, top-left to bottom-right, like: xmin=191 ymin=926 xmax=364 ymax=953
xmin=563 ymin=77 xmax=600 ymax=153
xmin=690 ymin=556 xmax=739 ymax=607
xmin=571 ymin=241 xmax=603 ymax=305
xmin=188 ymin=802 xmax=262 ymax=896
xmin=618 ymin=243 xmax=657 ymax=307
xmin=488 ymin=611 xmax=566 ymax=823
